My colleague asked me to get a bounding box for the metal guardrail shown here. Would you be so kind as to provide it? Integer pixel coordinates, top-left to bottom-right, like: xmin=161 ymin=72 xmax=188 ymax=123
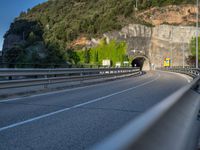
xmin=92 ymin=67 xmax=200 ymax=150
xmin=159 ymin=67 xmax=200 ymax=78
xmin=0 ymin=67 xmax=140 ymax=89
xmin=0 ymin=62 xmax=118 ymax=69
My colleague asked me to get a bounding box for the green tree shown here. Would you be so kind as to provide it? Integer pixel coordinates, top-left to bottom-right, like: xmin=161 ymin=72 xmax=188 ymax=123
xmin=94 ymin=50 xmax=99 ymax=64
xmin=190 ymin=37 xmax=200 ymax=61
xmin=3 ymin=45 xmax=26 ymax=67
xmin=84 ymin=49 xmax=90 ymax=64
xmin=45 ymin=42 xmax=67 ymax=65
xmin=27 ymin=32 xmax=39 ymax=44
xmin=67 ymin=49 xmax=80 ymax=64
xmin=89 ymin=39 xmax=127 ymax=66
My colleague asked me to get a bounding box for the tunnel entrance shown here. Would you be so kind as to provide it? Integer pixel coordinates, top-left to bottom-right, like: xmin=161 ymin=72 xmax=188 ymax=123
xmin=131 ymin=57 xmax=145 ymax=70
xmin=131 ymin=57 xmax=151 ymax=71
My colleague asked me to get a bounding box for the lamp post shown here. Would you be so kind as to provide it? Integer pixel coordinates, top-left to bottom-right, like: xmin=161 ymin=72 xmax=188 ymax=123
xmin=196 ymin=0 xmax=199 ymax=68
xmin=180 ymin=27 xmax=185 ymax=68
xmin=135 ymin=0 xmax=138 ymax=11
xmin=170 ymin=26 xmax=173 ymax=67
xmin=182 ymin=43 xmax=185 ymax=68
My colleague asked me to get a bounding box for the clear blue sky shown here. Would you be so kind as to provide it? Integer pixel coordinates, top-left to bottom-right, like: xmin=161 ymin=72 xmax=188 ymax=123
xmin=0 ymin=0 xmax=47 ymax=50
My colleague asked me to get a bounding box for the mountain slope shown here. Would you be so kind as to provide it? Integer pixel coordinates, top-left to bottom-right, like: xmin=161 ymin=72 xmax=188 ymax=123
xmin=2 ymin=0 xmax=197 ymax=67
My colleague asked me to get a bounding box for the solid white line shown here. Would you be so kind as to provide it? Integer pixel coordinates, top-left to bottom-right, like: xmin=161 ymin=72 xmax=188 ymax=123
xmin=158 ymin=70 xmax=192 ymax=83
xmin=177 ymin=73 xmax=192 ymax=83
xmin=0 ymin=84 xmax=101 ymax=103
xmin=0 ymin=74 xmax=160 ymax=132
xmin=0 ymin=72 xmax=148 ymax=103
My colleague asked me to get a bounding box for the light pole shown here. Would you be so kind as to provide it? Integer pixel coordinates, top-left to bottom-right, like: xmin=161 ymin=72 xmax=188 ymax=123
xmin=170 ymin=26 xmax=173 ymax=67
xmin=196 ymin=0 xmax=199 ymax=68
xmin=180 ymin=27 xmax=185 ymax=68
xmin=135 ymin=0 xmax=138 ymax=11
xmin=182 ymin=43 xmax=185 ymax=68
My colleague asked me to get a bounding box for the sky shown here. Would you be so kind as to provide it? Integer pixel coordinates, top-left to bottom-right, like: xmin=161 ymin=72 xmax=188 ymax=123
xmin=0 ymin=0 xmax=47 ymax=50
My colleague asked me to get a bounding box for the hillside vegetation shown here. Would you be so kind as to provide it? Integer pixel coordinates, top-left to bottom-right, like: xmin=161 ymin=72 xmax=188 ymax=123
xmin=3 ymin=0 xmax=196 ymax=67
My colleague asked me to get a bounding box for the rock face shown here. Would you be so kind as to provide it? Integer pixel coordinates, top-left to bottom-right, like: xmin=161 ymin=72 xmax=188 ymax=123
xmin=151 ymin=25 xmax=196 ymax=67
xmin=104 ymin=24 xmax=198 ymax=68
xmin=137 ymin=5 xmax=197 ymax=26
xmin=3 ymin=34 xmax=23 ymax=50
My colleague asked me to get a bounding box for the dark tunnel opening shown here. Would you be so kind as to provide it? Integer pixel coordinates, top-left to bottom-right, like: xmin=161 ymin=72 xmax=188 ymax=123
xmin=131 ymin=57 xmax=146 ymax=70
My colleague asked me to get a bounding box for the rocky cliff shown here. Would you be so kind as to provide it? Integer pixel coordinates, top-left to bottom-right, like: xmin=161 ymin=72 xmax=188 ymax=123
xmin=137 ymin=4 xmax=197 ymax=26
xmin=103 ymin=24 xmax=197 ymax=67
xmin=3 ymin=34 xmax=23 ymax=50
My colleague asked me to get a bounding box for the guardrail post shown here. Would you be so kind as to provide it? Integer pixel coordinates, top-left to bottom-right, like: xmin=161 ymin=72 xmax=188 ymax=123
xmin=8 ymin=76 xmax=12 ymax=80
xmin=44 ymin=69 xmax=50 ymax=89
xmin=80 ymin=68 xmax=84 ymax=83
xmin=44 ymin=75 xmax=48 ymax=89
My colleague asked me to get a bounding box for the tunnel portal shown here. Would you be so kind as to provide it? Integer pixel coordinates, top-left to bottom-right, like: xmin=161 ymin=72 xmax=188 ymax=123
xmin=131 ymin=57 xmax=151 ymax=71
xmin=131 ymin=57 xmax=145 ymax=70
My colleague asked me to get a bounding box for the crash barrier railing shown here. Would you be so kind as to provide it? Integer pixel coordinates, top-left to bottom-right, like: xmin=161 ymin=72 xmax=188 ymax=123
xmin=92 ymin=67 xmax=200 ymax=150
xmin=0 ymin=62 xmax=102 ymax=69
xmin=159 ymin=66 xmax=200 ymax=78
xmin=0 ymin=67 xmax=140 ymax=89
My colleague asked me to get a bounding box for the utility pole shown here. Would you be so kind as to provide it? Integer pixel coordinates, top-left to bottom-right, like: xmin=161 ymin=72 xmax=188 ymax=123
xmin=170 ymin=26 xmax=173 ymax=67
xmin=135 ymin=0 xmax=138 ymax=11
xmin=196 ymin=0 xmax=199 ymax=68
xmin=182 ymin=42 xmax=185 ymax=68
xmin=136 ymin=0 xmax=138 ymax=9
xmin=180 ymin=27 xmax=185 ymax=68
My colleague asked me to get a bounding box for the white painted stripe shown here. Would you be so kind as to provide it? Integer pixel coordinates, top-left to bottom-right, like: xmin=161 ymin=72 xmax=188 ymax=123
xmin=177 ymin=73 xmax=192 ymax=83
xmin=0 ymin=84 xmax=101 ymax=103
xmin=0 ymin=74 xmax=160 ymax=132
xmin=158 ymin=70 xmax=192 ymax=83
xmin=0 ymin=72 xmax=150 ymax=103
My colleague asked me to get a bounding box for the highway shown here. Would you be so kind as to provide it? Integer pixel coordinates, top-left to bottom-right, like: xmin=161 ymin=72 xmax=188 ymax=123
xmin=0 ymin=71 xmax=191 ymax=150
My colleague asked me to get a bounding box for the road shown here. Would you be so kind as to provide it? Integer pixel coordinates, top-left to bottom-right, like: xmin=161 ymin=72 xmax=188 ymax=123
xmin=0 ymin=71 xmax=191 ymax=150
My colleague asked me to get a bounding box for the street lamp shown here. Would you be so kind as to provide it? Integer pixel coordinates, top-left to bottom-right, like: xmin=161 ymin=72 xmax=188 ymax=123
xmin=196 ymin=0 xmax=199 ymax=68
xmin=180 ymin=27 xmax=185 ymax=68
xmin=182 ymin=43 xmax=185 ymax=68
xmin=170 ymin=26 xmax=173 ymax=67
xmin=135 ymin=0 xmax=138 ymax=11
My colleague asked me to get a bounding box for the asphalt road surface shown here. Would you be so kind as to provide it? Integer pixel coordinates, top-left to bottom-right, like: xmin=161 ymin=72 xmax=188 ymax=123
xmin=0 ymin=71 xmax=192 ymax=150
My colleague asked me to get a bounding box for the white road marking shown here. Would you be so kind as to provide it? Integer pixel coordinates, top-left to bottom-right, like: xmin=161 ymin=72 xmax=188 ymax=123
xmin=0 ymin=72 xmax=151 ymax=103
xmin=177 ymin=73 xmax=192 ymax=83
xmin=158 ymin=70 xmax=192 ymax=83
xmin=0 ymin=74 xmax=160 ymax=132
xmin=0 ymin=84 xmax=102 ymax=103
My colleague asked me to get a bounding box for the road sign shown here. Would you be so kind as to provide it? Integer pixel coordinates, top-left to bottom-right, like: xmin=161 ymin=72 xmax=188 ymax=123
xmin=164 ymin=58 xmax=171 ymax=67
xmin=102 ymin=60 xmax=111 ymax=67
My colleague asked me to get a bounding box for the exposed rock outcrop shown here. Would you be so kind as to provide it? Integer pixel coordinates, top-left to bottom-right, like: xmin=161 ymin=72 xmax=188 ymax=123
xmin=137 ymin=5 xmax=198 ymax=26
xmin=104 ymin=24 xmax=198 ymax=67
xmin=3 ymin=34 xmax=24 ymax=50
